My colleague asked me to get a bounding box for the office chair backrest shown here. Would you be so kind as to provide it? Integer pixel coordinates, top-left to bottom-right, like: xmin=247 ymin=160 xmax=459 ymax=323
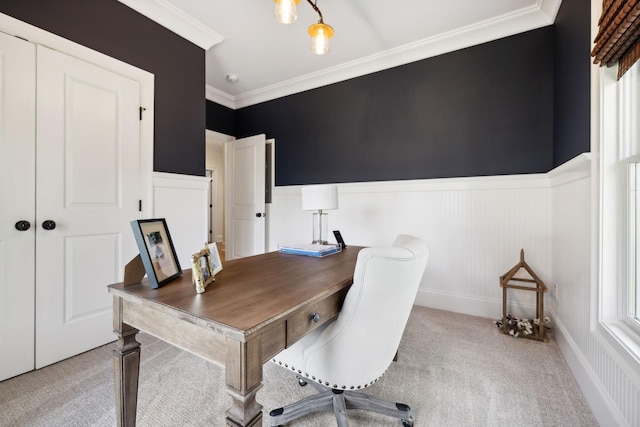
xmin=301 ymin=234 xmax=429 ymax=389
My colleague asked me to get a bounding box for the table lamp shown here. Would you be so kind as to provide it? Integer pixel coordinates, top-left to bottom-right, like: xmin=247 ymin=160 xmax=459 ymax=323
xmin=301 ymin=184 xmax=338 ymax=244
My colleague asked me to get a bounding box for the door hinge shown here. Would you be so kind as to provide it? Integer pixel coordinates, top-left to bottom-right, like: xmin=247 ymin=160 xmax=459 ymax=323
xmin=139 ymin=107 xmax=146 ymax=120
xmin=138 ymin=200 xmax=142 ymax=212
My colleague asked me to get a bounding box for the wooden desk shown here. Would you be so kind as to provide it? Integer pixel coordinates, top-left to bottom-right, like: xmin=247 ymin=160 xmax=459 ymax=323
xmin=107 ymin=246 xmax=361 ymax=427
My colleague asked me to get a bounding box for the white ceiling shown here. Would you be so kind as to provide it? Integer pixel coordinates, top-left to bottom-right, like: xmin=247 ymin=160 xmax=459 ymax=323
xmin=119 ymin=0 xmax=561 ymax=109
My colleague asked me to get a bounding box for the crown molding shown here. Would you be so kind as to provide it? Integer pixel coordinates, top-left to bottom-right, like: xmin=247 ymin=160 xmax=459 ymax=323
xmin=205 ymin=85 xmax=236 ymax=110
xmin=117 ymin=0 xmax=223 ymax=50
xmin=207 ymin=0 xmax=561 ymax=109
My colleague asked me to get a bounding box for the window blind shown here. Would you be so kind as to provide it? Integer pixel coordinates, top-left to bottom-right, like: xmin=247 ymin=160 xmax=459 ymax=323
xmin=591 ymin=0 xmax=640 ymax=79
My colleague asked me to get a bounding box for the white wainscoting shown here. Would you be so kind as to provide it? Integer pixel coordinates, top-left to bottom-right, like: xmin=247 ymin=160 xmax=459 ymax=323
xmin=269 ymin=173 xmax=552 ymax=320
xmin=549 ymin=155 xmax=640 ymax=427
xmin=152 ymin=172 xmax=210 ymax=270
xmin=157 ymin=154 xmax=638 ymax=426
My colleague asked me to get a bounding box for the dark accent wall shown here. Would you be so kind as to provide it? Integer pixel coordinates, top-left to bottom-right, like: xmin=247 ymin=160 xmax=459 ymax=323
xmin=206 ymin=100 xmax=236 ymax=136
xmin=234 ymin=28 xmax=554 ymax=186
xmin=553 ymin=0 xmax=591 ymax=167
xmin=207 ymin=1 xmax=591 ymax=186
xmin=0 ymin=0 xmax=206 ymax=176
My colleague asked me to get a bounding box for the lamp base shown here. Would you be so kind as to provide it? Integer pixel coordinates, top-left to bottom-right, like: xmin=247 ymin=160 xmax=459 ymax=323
xmin=311 ymin=211 xmax=329 ymax=245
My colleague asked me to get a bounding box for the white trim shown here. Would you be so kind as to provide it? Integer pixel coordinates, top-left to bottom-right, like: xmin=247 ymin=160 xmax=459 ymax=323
xmin=207 ymin=0 xmax=561 ymax=109
xmin=0 ymin=12 xmax=155 ymax=219
xmin=151 ymin=172 xmax=210 ymax=270
xmin=276 ymin=173 xmax=551 ymax=195
xmin=414 ymin=289 xmax=538 ymax=320
xmin=538 ymin=0 xmax=563 ymax=22
xmin=153 ymin=171 xmax=210 ymax=189
xmin=552 ymin=313 xmax=629 ymax=427
xmin=117 ymin=0 xmax=224 ymax=50
xmin=548 ymin=153 xmax=592 ymax=187
xmin=206 ymin=85 xmax=235 ymax=110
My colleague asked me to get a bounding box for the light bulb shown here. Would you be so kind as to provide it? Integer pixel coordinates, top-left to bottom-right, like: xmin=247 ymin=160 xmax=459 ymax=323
xmin=275 ymin=0 xmax=300 ymax=24
xmin=308 ymin=23 xmax=334 ymax=55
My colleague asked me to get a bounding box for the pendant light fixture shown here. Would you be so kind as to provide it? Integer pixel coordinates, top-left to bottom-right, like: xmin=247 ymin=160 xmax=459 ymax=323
xmin=305 ymin=0 xmax=333 ymax=55
xmin=308 ymin=23 xmax=333 ymax=55
xmin=274 ymin=0 xmax=334 ymax=55
xmin=274 ymin=0 xmax=300 ymax=24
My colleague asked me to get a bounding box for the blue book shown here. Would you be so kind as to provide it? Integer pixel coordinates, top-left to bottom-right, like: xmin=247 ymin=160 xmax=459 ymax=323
xmin=279 ymin=242 xmax=342 ymax=257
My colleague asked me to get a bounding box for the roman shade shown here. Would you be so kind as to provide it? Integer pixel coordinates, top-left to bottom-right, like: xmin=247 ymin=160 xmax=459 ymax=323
xmin=592 ymin=0 xmax=640 ymax=79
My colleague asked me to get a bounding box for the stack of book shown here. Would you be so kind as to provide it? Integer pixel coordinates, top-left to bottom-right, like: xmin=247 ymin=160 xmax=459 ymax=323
xmin=278 ymin=242 xmax=342 ymax=258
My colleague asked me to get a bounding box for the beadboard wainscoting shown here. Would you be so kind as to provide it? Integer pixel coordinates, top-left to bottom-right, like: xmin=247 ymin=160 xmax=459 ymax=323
xmin=155 ymin=153 xmax=638 ymax=426
xmin=550 ymin=155 xmax=640 ymax=427
xmin=269 ymin=174 xmax=552 ymax=321
xmin=152 ymin=172 xmax=210 ymax=270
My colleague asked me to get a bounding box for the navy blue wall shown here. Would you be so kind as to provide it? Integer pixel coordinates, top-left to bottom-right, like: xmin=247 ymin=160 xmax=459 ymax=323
xmin=553 ymin=0 xmax=591 ymax=167
xmin=2 ymin=1 xmax=588 ymax=181
xmin=206 ymin=100 xmax=236 ymax=137
xmin=0 ymin=0 xmax=206 ymax=176
xmin=236 ymin=28 xmax=554 ymax=185
xmin=207 ymin=1 xmax=590 ymax=186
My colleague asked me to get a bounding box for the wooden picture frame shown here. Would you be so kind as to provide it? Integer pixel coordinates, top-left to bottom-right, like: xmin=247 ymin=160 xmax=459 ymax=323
xmin=191 ymin=247 xmax=215 ymax=294
xmin=208 ymin=242 xmax=223 ymax=276
xmin=130 ymin=218 xmax=182 ymax=289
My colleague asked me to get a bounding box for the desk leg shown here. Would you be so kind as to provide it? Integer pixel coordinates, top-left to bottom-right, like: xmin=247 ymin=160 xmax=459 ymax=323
xmin=225 ymin=337 xmax=263 ymax=427
xmin=113 ymin=296 xmax=141 ymax=427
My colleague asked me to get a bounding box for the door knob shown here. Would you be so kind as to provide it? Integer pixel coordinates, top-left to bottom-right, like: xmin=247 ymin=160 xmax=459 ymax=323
xmin=42 ymin=220 xmax=56 ymax=230
xmin=256 ymin=212 xmax=267 ymax=218
xmin=15 ymin=220 xmax=31 ymax=231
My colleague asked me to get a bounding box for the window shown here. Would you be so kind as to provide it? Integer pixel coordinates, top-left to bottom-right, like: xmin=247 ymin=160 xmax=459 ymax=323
xmin=600 ymin=59 xmax=640 ymax=352
xmin=630 ymin=162 xmax=640 ymax=331
xmin=626 ymin=61 xmax=640 ymax=334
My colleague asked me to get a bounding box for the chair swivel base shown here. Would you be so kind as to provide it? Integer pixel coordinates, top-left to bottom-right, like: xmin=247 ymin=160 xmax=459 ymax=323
xmin=269 ymin=378 xmax=414 ymax=427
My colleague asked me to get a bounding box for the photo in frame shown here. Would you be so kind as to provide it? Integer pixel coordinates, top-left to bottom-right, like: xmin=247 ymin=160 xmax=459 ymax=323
xmin=191 ymin=247 xmax=215 ymax=294
xmin=130 ymin=218 xmax=182 ymax=289
xmin=208 ymin=242 xmax=223 ymax=276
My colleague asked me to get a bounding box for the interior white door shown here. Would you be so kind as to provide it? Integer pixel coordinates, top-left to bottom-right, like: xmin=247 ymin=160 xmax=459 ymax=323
xmin=0 ymin=32 xmax=36 ymax=381
xmin=225 ymin=134 xmax=266 ymax=259
xmin=35 ymin=45 xmax=142 ymax=368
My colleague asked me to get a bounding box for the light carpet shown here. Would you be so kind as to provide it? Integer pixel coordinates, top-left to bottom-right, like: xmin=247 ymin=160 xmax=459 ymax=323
xmin=0 ymin=307 xmax=598 ymax=426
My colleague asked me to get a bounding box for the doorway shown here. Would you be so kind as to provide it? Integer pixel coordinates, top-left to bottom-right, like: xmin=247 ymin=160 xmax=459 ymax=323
xmin=206 ymin=130 xmax=233 ymax=259
xmin=205 ymin=131 xmax=274 ymax=260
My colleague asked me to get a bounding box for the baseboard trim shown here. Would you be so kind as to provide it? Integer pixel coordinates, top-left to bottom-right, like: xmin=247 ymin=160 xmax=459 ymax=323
xmin=414 ymin=288 xmax=537 ymax=320
xmin=551 ymin=313 xmax=627 ymax=427
xmin=415 ymin=290 xmax=627 ymax=426
xmin=415 ymin=289 xmax=499 ymax=319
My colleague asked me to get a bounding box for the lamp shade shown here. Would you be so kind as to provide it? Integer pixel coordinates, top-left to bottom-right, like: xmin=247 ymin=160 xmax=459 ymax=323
xmin=308 ymin=22 xmax=334 ymax=55
xmin=274 ymin=0 xmax=300 ymax=24
xmin=301 ymin=184 xmax=338 ymax=211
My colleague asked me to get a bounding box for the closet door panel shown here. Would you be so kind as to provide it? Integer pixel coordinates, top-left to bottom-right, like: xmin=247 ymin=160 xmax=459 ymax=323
xmin=35 ymin=45 xmax=141 ymax=368
xmin=0 ymin=32 xmax=36 ymax=381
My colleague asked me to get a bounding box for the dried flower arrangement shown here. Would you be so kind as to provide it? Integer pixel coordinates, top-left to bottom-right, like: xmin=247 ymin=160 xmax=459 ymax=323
xmin=494 ymin=314 xmax=551 ymax=338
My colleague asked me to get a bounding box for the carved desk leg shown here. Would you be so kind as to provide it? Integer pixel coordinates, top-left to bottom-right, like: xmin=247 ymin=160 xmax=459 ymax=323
xmin=225 ymin=337 xmax=263 ymax=427
xmin=113 ymin=296 xmax=141 ymax=427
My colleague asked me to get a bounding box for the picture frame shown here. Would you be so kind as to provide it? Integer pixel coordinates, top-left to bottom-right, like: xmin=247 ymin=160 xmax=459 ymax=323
xmin=208 ymin=242 xmax=223 ymax=276
xmin=191 ymin=247 xmax=215 ymax=294
xmin=130 ymin=218 xmax=182 ymax=289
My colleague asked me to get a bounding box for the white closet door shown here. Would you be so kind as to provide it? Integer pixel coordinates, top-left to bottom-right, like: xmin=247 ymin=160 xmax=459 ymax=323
xmin=35 ymin=45 xmax=141 ymax=368
xmin=0 ymin=32 xmax=36 ymax=381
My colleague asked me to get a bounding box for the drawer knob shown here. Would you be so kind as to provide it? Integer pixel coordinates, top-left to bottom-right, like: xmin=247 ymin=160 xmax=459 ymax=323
xmin=309 ymin=312 xmax=321 ymax=323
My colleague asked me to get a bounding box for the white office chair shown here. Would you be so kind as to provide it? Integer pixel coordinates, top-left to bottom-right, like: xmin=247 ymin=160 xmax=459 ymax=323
xmin=269 ymin=234 xmax=429 ymax=427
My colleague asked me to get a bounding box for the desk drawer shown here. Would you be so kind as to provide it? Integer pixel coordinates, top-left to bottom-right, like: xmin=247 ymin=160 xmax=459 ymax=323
xmin=286 ymin=288 xmax=348 ymax=346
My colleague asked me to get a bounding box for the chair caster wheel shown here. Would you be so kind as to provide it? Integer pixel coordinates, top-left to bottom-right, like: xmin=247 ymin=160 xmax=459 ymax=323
xmin=401 ymin=416 xmax=414 ymax=427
